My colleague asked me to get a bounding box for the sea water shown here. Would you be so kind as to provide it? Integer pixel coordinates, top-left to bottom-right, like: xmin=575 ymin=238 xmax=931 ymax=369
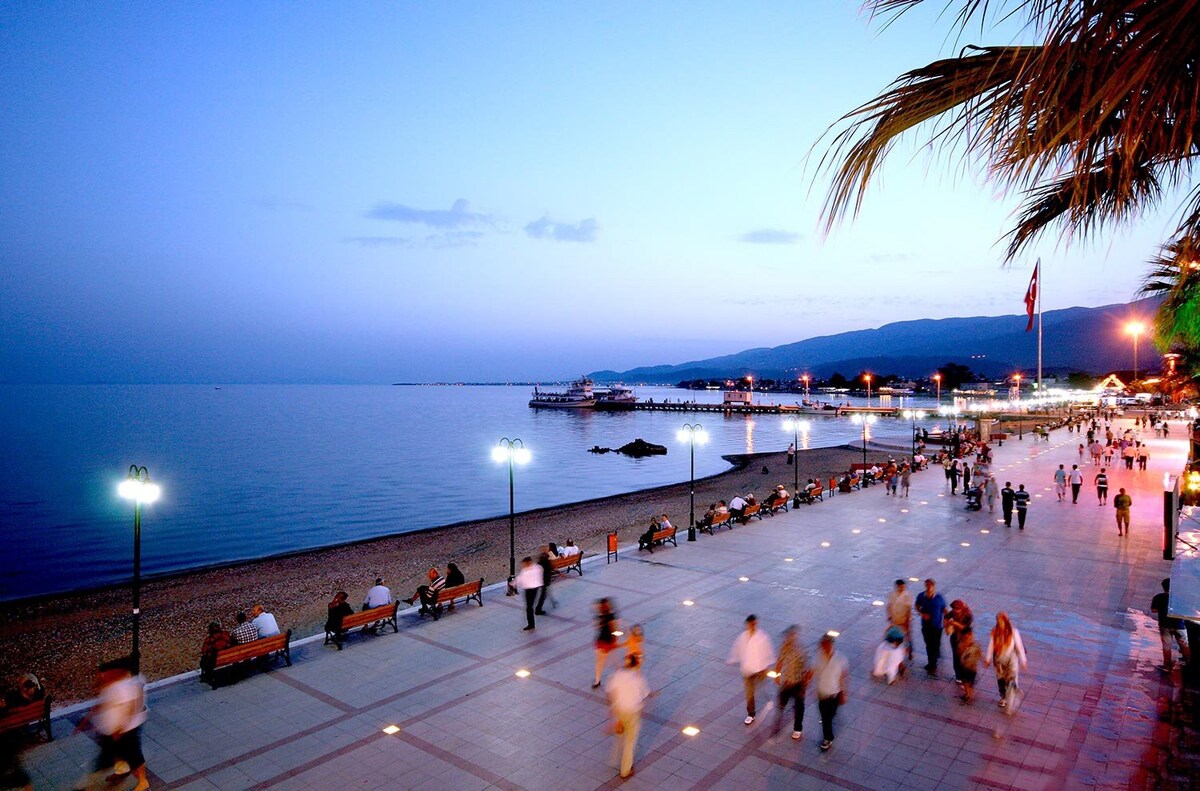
xmin=0 ymin=384 xmax=934 ymax=599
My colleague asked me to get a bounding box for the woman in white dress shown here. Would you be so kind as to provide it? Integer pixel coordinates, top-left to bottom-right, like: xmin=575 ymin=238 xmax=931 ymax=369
xmin=984 ymin=612 xmax=1028 ymax=710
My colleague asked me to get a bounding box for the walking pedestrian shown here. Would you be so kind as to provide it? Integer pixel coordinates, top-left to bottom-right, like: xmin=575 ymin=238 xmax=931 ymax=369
xmin=945 ymin=600 xmax=974 ymax=685
xmin=74 ymin=657 xmax=150 ymax=791
xmin=984 ymin=612 xmax=1028 ymax=711
xmin=886 ymin=579 xmax=914 ymax=661
xmin=901 ymin=466 xmax=912 ymax=498
xmin=813 ymin=634 xmax=849 ymax=751
xmin=593 ymin=598 xmax=619 ymax=688
xmin=1013 ymin=484 xmax=1031 ymax=530
xmin=727 ymin=614 xmax=776 ymax=725
xmin=949 ymin=459 xmax=960 ymax=495
xmin=1095 ymin=468 xmax=1109 ymax=505
xmin=1150 ymin=579 xmax=1191 ymax=671
xmin=1113 ymin=487 xmax=1132 ymax=536
xmin=984 ymin=475 xmax=998 ymax=514
xmin=771 ymin=626 xmax=812 ymax=740
xmin=606 ymin=654 xmax=649 ymax=779
xmin=535 ymin=547 xmax=556 ymax=614
xmin=515 ymin=556 xmax=542 ymax=631
xmin=786 ymin=443 xmax=795 ymax=466
xmin=1001 ymin=482 xmax=1015 ymax=527
xmin=1077 ymin=443 xmax=1085 ymax=463
xmin=957 ymin=628 xmax=981 ymax=704
xmin=1137 ymin=444 xmax=1149 ymax=471
xmin=1053 ymin=465 xmax=1067 ymax=502
xmin=1069 ymin=464 xmax=1084 ymax=504
xmin=915 ymin=579 xmax=947 ymax=676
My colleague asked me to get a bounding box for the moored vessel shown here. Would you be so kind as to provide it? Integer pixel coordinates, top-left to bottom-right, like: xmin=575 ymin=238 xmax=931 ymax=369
xmin=594 ymin=384 xmax=638 ymax=410
xmin=529 ymin=377 xmax=596 ymax=408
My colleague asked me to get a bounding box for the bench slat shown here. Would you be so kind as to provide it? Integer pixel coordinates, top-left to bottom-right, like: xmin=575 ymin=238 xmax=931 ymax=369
xmin=0 ymin=697 xmax=52 ymax=741
xmin=208 ymin=630 xmax=292 ymax=688
xmin=325 ymin=602 xmax=401 ymax=648
xmin=423 ymin=578 xmax=485 ymax=620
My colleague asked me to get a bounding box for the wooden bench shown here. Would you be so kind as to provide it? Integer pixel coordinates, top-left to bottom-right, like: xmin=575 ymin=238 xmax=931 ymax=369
xmin=550 ymin=552 xmax=585 ymax=576
xmin=798 ymin=485 xmax=824 ymax=504
xmin=848 ymin=475 xmax=862 ymax=491
xmin=699 ymin=511 xmax=732 ymax=535
xmin=761 ymin=497 xmax=788 ymax=515
xmin=324 ymin=602 xmax=399 ymax=648
xmin=0 ymin=697 xmax=52 ymax=742
xmin=421 ymin=578 xmax=484 ymax=620
xmin=639 ymin=527 xmax=677 ymax=552
xmin=740 ymin=503 xmax=763 ymax=522
xmin=208 ymin=631 xmax=292 ymax=687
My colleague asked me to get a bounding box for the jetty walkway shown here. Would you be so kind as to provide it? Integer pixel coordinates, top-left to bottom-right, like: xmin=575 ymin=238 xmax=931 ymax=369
xmin=631 ymin=401 xmax=900 ymax=416
xmin=19 ymin=418 xmax=1194 ymax=789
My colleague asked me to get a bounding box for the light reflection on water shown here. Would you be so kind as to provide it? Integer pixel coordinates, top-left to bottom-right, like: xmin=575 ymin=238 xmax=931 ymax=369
xmin=0 ymin=384 xmax=938 ymax=598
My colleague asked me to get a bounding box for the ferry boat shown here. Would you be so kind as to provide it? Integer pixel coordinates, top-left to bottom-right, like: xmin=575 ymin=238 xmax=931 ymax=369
xmin=529 ymin=377 xmax=597 ymax=409
xmin=594 ymin=384 xmax=638 ymax=411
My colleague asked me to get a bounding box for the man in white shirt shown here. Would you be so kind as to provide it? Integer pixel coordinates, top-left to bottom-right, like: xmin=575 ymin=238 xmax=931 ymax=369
xmin=250 ymin=605 xmax=280 ymax=638
xmin=560 ymin=540 xmax=581 ymax=557
xmin=728 ymin=494 xmax=747 ymax=521
xmin=79 ymin=657 xmax=150 ymax=791
xmin=813 ymin=634 xmax=849 ymax=751
xmin=514 ymin=556 xmax=543 ymax=631
xmin=363 ymin=577 xmax=393 ymax=609
xmin=1069 ymin=464 xmax=1084 ymax=504
xmin=607 ymin=654 xmax=650 ymax=779
xmin=728 ymin=614 xmax=776 ymax=724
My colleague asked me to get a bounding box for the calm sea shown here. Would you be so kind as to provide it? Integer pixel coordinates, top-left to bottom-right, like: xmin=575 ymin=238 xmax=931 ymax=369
xmin=0 ymin=384 xmax=934 ymax=599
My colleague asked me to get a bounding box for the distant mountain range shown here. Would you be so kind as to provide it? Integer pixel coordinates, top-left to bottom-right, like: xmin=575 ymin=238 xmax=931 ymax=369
xmin=591 ymin=298 xmax=1161 ymax=383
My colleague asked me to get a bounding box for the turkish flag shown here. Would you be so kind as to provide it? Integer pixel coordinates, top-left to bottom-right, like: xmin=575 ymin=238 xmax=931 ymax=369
xmin=1024 ymin=262 xmax=1039 ymax=331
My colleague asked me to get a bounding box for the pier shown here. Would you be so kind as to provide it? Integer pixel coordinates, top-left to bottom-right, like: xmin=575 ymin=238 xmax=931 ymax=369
xmin=630 ymin=400 xmax=900 ymax=417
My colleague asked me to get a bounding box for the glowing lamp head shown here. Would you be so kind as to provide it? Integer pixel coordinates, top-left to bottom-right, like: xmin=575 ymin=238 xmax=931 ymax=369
xmin=513 ymin=447 xmax=531 ymax=465
xmin=118 ymin=475 xmax=160 ymax=504
xmin=677 ymin=425 xmax=707 ymax=444
xmin=1126 ymin=321 xmax=1146 ymax=337
xmin=491 ymin=446 xmax=508 ymax=463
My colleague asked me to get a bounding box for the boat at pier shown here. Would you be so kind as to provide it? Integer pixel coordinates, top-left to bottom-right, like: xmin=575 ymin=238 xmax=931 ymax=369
xmin=529 ymin=377 xmax=597 ymax=409
xmin=595 ymin=384 xmax=638 ymax=410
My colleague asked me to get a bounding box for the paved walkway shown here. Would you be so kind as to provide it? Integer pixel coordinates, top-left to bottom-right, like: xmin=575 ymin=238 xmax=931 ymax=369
xmin=18 ymin=418 xmax=1192 ymax=790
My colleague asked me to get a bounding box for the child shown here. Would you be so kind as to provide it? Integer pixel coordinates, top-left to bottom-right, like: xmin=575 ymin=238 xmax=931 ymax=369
xmin=624 ymin=624 xmax=645 ymax=665
xmin=958 ymin=628 xmax=981 ymax=704
xmin=872 ymin=626 xmax=906 ymax=684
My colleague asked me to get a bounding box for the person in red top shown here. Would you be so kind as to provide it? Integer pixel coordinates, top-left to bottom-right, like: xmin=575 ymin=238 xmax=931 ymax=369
xmin=199 ymin=622 xmax=232 ymax=682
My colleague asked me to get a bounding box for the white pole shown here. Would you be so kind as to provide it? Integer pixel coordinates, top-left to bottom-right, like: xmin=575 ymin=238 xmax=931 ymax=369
xmin=1037 ymin=260 xmax=1043 ymax=401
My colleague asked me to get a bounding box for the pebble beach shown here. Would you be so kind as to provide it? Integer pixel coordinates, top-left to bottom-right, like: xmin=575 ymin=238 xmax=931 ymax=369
xmin=0 ymin=445 xmax=864 ymax=705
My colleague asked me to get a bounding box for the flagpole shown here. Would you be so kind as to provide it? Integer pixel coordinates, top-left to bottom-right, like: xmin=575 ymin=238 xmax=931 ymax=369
xmin=1037 ymin=259 xmax=1043 ymax=400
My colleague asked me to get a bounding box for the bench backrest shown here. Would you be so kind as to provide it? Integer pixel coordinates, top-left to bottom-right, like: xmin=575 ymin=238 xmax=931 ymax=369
xmin=550 ymin=554 xmax=581 ymax=570
xmin=712 ymin=512 xmax=730 ymax=524
xmin=342 ymin=602 xmax=397 ymax=628
xmin=744 ymin=504 xmax=760 ymax=514
xmin=652 ymin=526 xmax=675 ymax=539
xmin=215 ymin=631 xmax=290 ymax=665
xmin=439 ymin=578 xmax=483 ymax=600
xmin=810 ymin=486 xmax=823 ymax=497
xmin=848 ymin=476 xmax=861 ymax=486
xmin=0 ymin=698 xmax=48 ymax=732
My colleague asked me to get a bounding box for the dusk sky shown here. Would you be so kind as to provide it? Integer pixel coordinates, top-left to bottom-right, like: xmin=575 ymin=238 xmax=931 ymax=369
xmin=0 ymin=2 xmax=1173 ymax=384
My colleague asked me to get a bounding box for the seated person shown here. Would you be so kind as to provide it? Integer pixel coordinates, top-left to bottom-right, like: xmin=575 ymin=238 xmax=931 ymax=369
xmin=767 ymin=484 xmax=789 ymax=507
xmin=873 ymin=626 xmax=907 ymax=685
xmin=445 ymin=562 xmax=466 ymax=587
xmin=363 ymin=577 xmax=393 ymax=610
xmin=658 ymin=513 xmax=673 ymax=532
xmin=560 ymin=539 xmax=581 ymax=557
xmin=250 ymin=605 xmax=281 ymax=637
xmin=638 ymin=518 xmax=660 ymax=551
xmin=715 ymin=500 xmax=729 ymax=515
xmin=837 ymin=474 xmax=853 ymax=493
xmin=868 ymin=464 xmax=882 ymax=482
xmin=4 ymin=674 xmax=44 ymax=709
xmin=728 ymin=494 xmax=747 ymax=521
xmin=199 ymin=621 xmax=233 ymax=680
xmin=325 ymin=591 xmax=354 ymax=647
xmin=403 ymin=568 xmax=446 ymax=613
xmin=547 ymin=542 xmax=560 ymax=557
xmin=696 ymin=504 xmax=717 ymax=529
xmin=230 ymin=611 xmax=260 ymax=645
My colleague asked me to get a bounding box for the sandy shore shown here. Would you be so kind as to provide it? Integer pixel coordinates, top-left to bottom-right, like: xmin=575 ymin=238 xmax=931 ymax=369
xmin=0 ymin=446 xmax=864 ymax=706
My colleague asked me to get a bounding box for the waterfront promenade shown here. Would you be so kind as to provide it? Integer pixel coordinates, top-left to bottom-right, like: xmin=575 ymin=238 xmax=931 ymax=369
xmin=18 ymin=419 xmax=1192 ymax=789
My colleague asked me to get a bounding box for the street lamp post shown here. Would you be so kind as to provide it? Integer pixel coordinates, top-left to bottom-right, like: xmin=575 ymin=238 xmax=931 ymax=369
xmin=492 ymin=438 xmax=531 ymax=593
xmin=676 ymin=423 xmax=708 ymax=541
xmin=902 ymin=410 xmax=926 ymax=460
xmin=864 ymin=373 xmax=872 ymax=406
xmin=933 ymin=373 xmax=942 ymax=405
xmin=1126 ymin=321 xmax=1146 ymax=382
xmin=782 ymin=418 xmax=810 ymax=505
xmin=118 ymin=465 xmax=160 ymax=674
xmin=850 ymin=413 xmax=877 ymax=469
xmin=801 ymin=375 xmax=810 ymax=398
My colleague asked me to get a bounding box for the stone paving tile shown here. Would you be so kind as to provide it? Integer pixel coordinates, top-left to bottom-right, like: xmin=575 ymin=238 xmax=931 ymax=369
xmin=16 ymin=419 xmax=1195 ymax=789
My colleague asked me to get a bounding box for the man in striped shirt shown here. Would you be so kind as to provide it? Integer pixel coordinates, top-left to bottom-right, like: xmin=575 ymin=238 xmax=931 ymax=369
xmin=403 ymin=568 xmax=446 ymax=614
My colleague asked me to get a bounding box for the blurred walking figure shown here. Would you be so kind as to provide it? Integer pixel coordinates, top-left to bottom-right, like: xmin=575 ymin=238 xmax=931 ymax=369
xmin=957 ymin=629 xmax=981 ymax=704
xmin=984 ymin=613 xmax=1028 ymax=712
xmin=944 ymin=600 xmax=974 ymax=685
xmin=728 ymin=614 xmax=776 ymax=725
xmin=1114 ymin=488 xmax=1133 ymax=536
xmin=515 ymin=557 xmax=542 ymax=631
xmin=1053 ymin=465 xmax=1067 ymax=502
xmin=915 ymin=579 xmax=947 ymax=676
xmin=872 ymin=626 xmax=906 ymax=684
xmin=814 ymin=634 xmax=849 ymax=751
xmin=606 ymin=654 xmax=649 ymax=779
xmin=886 ymin=579 xmax=914 ymax=661
xmin=1095 ymin=468 xmax=1109 ymax=505
xmin=535 ymin=547 xmax=556 ymax=614
xmin=593 ymin=598 xmax=619 ymax=688
xmin=74 ymin=657 xmax=149 ymax=791
xmin=1151 ymin=579 xmax=1191 ymax=671
xmin=772 ymin=626 xmax=812 ymax=740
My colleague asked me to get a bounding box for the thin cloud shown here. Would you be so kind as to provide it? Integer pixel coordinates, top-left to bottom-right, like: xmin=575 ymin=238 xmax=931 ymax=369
xmin=739 ymin=229 xmax=802 ymax=244
xmin=366 ymin=198 xmax=493 ymax=228
xmin=525 ymin=215 xmax=598 ymax=243
xmin=343 ymin=231 xmax=485 ymax=249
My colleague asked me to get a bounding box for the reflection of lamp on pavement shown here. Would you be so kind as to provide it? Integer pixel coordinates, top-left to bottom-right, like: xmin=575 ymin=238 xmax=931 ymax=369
xmin=492 ymin=438 xmax=531 ymax=593
xmin=677 ymin=423 xmax=708 ymax=541
xmin=863 ymin=373 xmax=872 ymax=406
xmin=801 ymin=375 xmax=810 ymax=398
xmin=850 ymin=413 xmax=876 ymax=468
xmin=118 ymin=465 xmax=161 ymax=674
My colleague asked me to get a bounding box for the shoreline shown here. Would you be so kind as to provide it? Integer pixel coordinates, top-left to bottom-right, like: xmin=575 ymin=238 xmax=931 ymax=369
xmin=0 ymin=445 xmax=865 ymax=705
